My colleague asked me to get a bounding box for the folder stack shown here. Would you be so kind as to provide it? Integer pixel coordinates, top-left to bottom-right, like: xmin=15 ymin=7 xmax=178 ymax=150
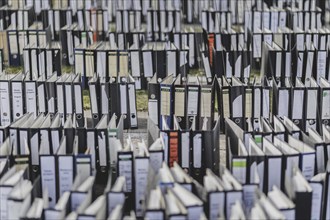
xmin=0 ymin=112 xmax=125 ymax=180
xmin=40 ymin=7 xmax=73 ymax=41
xmin=107 ymin=0 xmax=145 ymax=48
xmin=76 ymin=8 xmax=109 ymax=41
xmin=258 ymin=29 xmax=330 ymax=82
xmin=142 ymin=42 xmax=184 ymax=82
xmin=6 ymin=21 xmax=51 ymax=66
xmin=244 ymin=7 xmax=287 ymax=35
xmin=88 ymin=75 xmax=138 ymax=129
xmin=116 ymin=8 xmax=142 ymax=34
xmin=109 ymin=28 xmax=146 ymax=50
xmin=23 ymin=42 xmax=61 ymax=80
xmin=146 ymin=7 xmax=181 ymax=41
xmin=1 ymin=0 xmax=330 ymax=219
xmin=226 ymin=117 xmax=330 ymax=220
xmin=287 ymin=5 xmax=322 ymax=31
xmin=0 ymin=111 xmax=329 ymax=219
xmin=170 ymin=24 xmax=205 ymax=69
xmin=226 ymin=114 xmax=330 ymax=186
xmin=148 ymin=75 xmax=216 ymax=129
xmin=61 ymin=23 xmax=94 ymax=66
xmin=0 ymin=5 xmax=35 ymax=31
xmin=0 ymin=72 xmax=84 ymax=126
xmin=147 ymin=114 xmax=220 ymax=183
xmin=201 ymin=9 xmax=231 ymax=33
xmin=214 ymin=75 xmax=330 ymax=133
xmin=211 ymin=29 xmax=250 ymax=80
xmin=74 ymin=41 xmax=139 ymax=88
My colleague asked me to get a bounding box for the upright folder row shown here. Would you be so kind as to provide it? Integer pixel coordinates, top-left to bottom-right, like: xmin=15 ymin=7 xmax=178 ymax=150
xmin=178 ymin=0 xmax=317 ymax=26
xmin=147 ymin=75 xmax=330 ymax=135
xmin=146 ymin=8 xmax=181 ymax=41
xmin=6 ymin=22 xmax=51 ymax=66
xmin=0 ymin=113 xmax=87 ymax=204
xmin=147 ymin=114 xmax=220 ymax=184
xmin=115 ymin=9 xmax=142 ymax=34
xmin=0 ymin=112 xmax=105 ymax=218
xmin=111 ymin=24 xmax=206 ymax=68
xmin=74 ymin=42 xmax=131 ymax=87
xmin=141 ymin=42 xmax=190 ymax=81
xmin=246 ymin=26 xmax=298 ymax=64
xmin=4 ymin=0 xmax=104 ymax=14
xmin=201 ymin=9 xmax=232 ymax=33
xmin=1 ymin=118 xmax=329 ymax=219
xmin=225 ymin=117 xmax=330 ymax=220
xmin=0 ymin=71 xmax=139 ymax=129
xmin=0 ymin=112 xmax=125 ymax=182
xmin=108 ymin=24 xmax=205 ymax=70
xmin=38 ymin=8 xmax=73 ymax=41
xmin=244 ymin=7 xmax=287 ymax=34
xmin=226 ymin=115 xmax=330 ymax=183
xmin=88 ymin=75 xmax=138 ymax=129
xmin=203 ymin=26 xmax=330 ymax=81
xmin=286 ymin=6 xmax=323 ymax=31
xmin=109 ymin=0 xmax=181 ymax=22
xmin=269 ymin=0 xmax=322 ymax=10
xmin=73 ymin=41 xmax=192 ymax=90
xmin=0 ymin=5 xmax=34 ymax=30
xmin=208 ymin=29 xmax=250 ymax=80
xmin=1 ymin=0 xmax=309 ymax=69
xmin=244 ymin=6 xmax=322 ymax=35
xmin=173 ymin=0 xmax=240 ymax=24
xmin=76 ymin=7 xmax=109 ymax=41
xmin=23 ymin=42 xmax=61 ymax=80
xmin=0 ymin=4 xmax=111 ymax=61
xmin=63 ymin=10 xmax=202 ymax=69
xmin=42 ymin=6 xmax=109 ymax=41
xmin=217 ymin=76 xmax=330 ymax=133
xmin=290 ymin=27 xmax=330 ymax=51
xmin=61 ymin=22 xmax=98 ymax=66
xmin=108 ymin=30 xmax=146 ymax=50
xmin=211 ymin=48 xmax=251 ymax=81
xmin=246 ymin=24 xmax=330 ymax=56
xmin=148 ymin=74 xmax=216 ymax=130
xmin=0 ymin=73 xmax=84 ymax=127
xmin=261 ymin=40 xmax=330 ymax=82
xmin=244 ymin=0 xmax=325 ymax=27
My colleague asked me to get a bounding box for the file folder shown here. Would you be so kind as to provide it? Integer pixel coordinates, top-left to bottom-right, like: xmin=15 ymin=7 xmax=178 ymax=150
xmin=0 ymin=74 xmax=15 ymax=126
xmin=304 ymin=77 xmax=319 ymax=131
xmin=42 ymin=74 xmax=54 ymax=115
xmin=88 ymin=75 xmax=100 ymax=126
xmin=73 ymin=74 xmax=84 ymax=127
xmin=290 ymin=78 xmax=305 ymax=129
